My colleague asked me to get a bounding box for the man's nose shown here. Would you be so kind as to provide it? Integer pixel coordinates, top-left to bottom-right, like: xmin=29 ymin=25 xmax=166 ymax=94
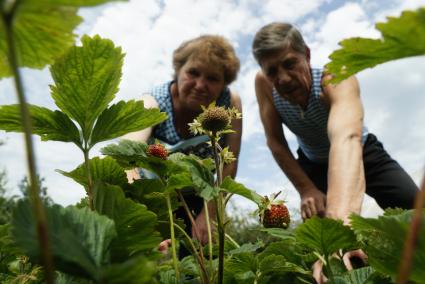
xmin=276 ymin=69 xmax=290 ymax=85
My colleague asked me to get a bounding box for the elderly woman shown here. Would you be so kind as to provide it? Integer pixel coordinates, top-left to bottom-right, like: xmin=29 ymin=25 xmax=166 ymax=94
xmin=126 ymin=35 xmax=242 ymax=256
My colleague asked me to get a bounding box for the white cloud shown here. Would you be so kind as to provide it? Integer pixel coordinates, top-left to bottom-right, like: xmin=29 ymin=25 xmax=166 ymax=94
xmin=261 ymin=0 xmax=327 ymax=22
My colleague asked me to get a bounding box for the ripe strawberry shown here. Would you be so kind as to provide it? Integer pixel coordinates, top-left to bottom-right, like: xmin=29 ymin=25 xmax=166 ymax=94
xmin=146 ymin=144 xmax=168 ymax=160
xmin=259 ymin=192 xmax=290 ymax=229
xmin=199 ymin=106 xmax=230 ymax=132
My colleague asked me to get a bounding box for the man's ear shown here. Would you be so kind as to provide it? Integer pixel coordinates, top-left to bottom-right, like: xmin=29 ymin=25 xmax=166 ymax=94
xmin=306 ymin=46 xmax=311 ymax=63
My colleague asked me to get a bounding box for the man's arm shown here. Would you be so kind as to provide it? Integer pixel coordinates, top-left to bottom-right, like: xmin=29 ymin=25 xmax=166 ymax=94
xmin=124 ymin=94 xmax=158 ymax=183
xmin=324 ymin=75 xmax=365 ymax=224
xmin=255 ymin=72 xmax=326 ymax=219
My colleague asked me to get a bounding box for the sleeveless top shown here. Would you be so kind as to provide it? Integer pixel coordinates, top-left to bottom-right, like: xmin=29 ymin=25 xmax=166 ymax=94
xmin=272 ymin=68 xmax=368 ymax=163
xmin=149 ymin=81 xmax=231 ymax=158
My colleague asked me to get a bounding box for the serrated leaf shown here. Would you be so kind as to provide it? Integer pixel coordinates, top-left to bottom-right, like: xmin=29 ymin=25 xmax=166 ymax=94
xmin=0 ymin=104 xmax=80 ymax=144
xmin=50 ymin=35 xmax=124 ymax=140
xmin=259 ymin=254 xmax=311 ymax=277
xmin=101 ymin=139 xmax=148 ymax=168
xmin=90 ymin=100 xmax=167 ymax=146
xmin=259 ymin=228 xmax=296 ymax=241
xmin=225 ymin=252 xmax=258 ymax=283
xmin=229 ymin=241 xmax=265 ymax=255
xmin=326 ymin=7 xmax=425 ymax=83
xmin=295 ymin=217 xmax=357 ymax=257
xmin=57 ymin=156 xmax=128 ymax=189
xmin=334 ymin=267 xmax=374 ymax=284
xmin=350 ymin=211 xmax=425 ymax=283
xmin=93 ymin=182 xmax=162 ymax=260
xmin=220 ymin=176 xmax=263 ymax=206
xmin=12 ymin=200 xmax=116 ymax=281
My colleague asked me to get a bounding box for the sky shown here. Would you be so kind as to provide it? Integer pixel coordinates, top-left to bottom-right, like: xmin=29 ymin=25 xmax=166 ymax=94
xmin=0 ymin=0 xmax=424 ymax=220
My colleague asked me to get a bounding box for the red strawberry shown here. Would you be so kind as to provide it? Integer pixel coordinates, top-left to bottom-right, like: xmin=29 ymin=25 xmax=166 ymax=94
xmin=259 ymin=192 xmax=290 ymax=229
xmin=146 ymin=144 xmax=168 ymax=160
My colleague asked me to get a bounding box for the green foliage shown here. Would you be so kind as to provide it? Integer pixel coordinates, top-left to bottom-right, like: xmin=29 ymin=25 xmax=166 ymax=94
xmin=326 ymin=7 xmax=425 ymax=83
xmin=93 ymin=182 xmax=162 ymax=261
xmin=220 ymin=176 xmax=263 ymax=206
xmin=351 ymin=210 xmax=425 ymax=283
xmin=0 ymin=0 xmax=120 ymax=78
xmin=295 ymin=216 xmax=358 ymax=257
xmin=12 ymin=200 xmax=117 ymax=281
xmin=58 ymin=156 xmax=128 ymax=189
xmin=0 ymin=36 xmax=166 ymax=151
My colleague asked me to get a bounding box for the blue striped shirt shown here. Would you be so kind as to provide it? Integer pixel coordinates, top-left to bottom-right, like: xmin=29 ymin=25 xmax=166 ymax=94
xmin=272 ymin=68 xmax=368 ymax=163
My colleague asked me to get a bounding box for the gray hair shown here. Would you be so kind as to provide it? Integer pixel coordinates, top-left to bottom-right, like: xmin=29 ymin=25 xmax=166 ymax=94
xmin=252 ymin=22 xmax=308 ymax=64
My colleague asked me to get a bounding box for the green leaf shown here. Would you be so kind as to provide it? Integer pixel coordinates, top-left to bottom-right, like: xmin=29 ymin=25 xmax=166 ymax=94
xmin=334 ymin=267 xmax=374 ymax=284
xmin=351 ymin=211 xmax=425 ymax=283
xmin=57 ymin=156 xmax=128 ymax=189
xmin=259 ymin=255 xmax=311 ymax=277
xmin=50 ymin=35 xmax=124 ymax=140
xmin=12 ymin=200 xmax=116 ymax=282
xmin=0 ymin=104 xmax=80 ymax=144
xmin=35 ymin=0 xmax=123 ymax=6
xmin=295 ymin=217 xmax=357 ymax=257
xmin=259 ymin=228 xmax=296 ymax=241
xmin=325 ymin=7 xmax=425 ymax=83
xmin=225 ymin=252 xmax=258 ymax=283
xmin=93 ymin=182 xmax=162 ymax=261
xmin=100 ymin=255 xmax=157 ymax=284
xmin=90 ymin=100 xmax=167 ymax=146
xmin=220 ymin=176 xmax=263 ymax=205
xmin=101 ymin=139 xmax=148 ymax=169
xmin=229 ymin=241 xmax=265 ymax=255
xmin=169 ymin=153 xmax=217 ymax=201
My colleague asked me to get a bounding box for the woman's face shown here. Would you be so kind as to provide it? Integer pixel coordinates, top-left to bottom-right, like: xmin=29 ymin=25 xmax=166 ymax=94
xmin=176 ymin=57 xmax=226 ymax=112
xmin=260 ymin=46 xmax=311 ymax=107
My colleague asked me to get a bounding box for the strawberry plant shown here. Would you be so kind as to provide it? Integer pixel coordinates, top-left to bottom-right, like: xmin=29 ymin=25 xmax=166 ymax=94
xmin=0 ymin=1 xmax=424 ymax=283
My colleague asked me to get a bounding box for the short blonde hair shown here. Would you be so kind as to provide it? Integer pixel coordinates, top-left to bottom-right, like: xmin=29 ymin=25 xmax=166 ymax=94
xmin=252 ymin=22 xmax=308 ymax=64
xmin=173 ymin=35 xmax=240 ymax=85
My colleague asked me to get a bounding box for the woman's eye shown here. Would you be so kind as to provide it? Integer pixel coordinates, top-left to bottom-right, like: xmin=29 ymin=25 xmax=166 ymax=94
xmin=188 ymin=69 xmax=200 ymax=76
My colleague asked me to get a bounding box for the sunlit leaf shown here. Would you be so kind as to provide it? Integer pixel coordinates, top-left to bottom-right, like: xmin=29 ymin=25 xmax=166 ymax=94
xmin=0 ymin=104 xmax=80 ymax=144
xmin=93 ymin=182 xmax=162 ymax=261
xmin=220 ymin=176 xmax=263 ymax=206
xmin=258 ymin=228 xmax=295 ymax=241
xmin=334 ymin=267 xmax=374 ymax=284
xmin=50 ymin=35 xmax=124 ymax=140
xmin=101 ymin=139 xmax=148 ymax=168
xmin=12 ymin=200 xmax=116 ymax=281
xmin=295 ymin=217 xmax=357 ymax=257
xmin=57 ymin=156 xmax=128 ymax=189
xmin=90 ymin=100 xmax=167 ymax=147
xmin=325 ymin=7 xmax=425 ymax=83
xmin=0 ymin=0 xmax=121 ymax=78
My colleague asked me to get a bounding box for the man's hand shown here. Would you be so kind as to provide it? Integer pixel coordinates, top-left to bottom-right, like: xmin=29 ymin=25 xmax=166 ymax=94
xmin=312 ymin=249 xmax=368 ymax=283
xmin=300 ymin=187 xmax=326 ymax=220
xmin=192 ymin=207 xmax=215 ymax=245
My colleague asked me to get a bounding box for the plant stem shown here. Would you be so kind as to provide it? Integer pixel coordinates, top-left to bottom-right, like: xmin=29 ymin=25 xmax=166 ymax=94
xmin=2 ymin=6 xmax=55 ymax=284
xmin=225 ymin=233 xmax=240 ymax=248
xmin=211 ymin=135 xmax=225 ymax=284
xmin=176 ymin=192 xmax=207 ymax=266
xmin=203 ymin=200 xmax=214 ymax=278
xmin=166 ymin=195 xmax=180 ymax=281
xmin=83 ymin=148 xmax=94 ymax=210
xmin=324 ymin=254 xmax=335 ymax=284
xmin=396 ymin=174 xmax=425 ymax=284
xmin=173 ymin=223 xmax=210 ymax=284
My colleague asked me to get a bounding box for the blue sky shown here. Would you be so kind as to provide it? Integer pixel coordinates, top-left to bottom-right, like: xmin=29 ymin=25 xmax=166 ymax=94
xmin=1 ymin=0 xmax=424 ymax=220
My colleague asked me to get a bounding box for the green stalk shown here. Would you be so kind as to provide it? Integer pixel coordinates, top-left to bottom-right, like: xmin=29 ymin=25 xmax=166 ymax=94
xmin=82 ymin=147 xmax=94 ymax=210
xmin=324 ymin=254 xmax=335 ymax=284
xmin=211 ymin=135 xmax=225 ymax=284
xmin=176 ymin=192 xmax=208 ymax=274
xmin=2 ymin=3 xmax=55 ymax=283
xmin=166 ymin=194 xmax=180 ymax=281
xmin=396 ymin=175 xmax=425 ymax=284
xmin=203 ymin=200 xmax=214 ymax=277
xmin=174 ymin=223 xmax=210 ymax=284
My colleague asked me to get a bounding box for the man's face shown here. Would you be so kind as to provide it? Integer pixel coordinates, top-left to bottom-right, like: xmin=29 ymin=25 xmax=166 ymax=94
xmin=260 ymin=46 xmax=312 ymax=107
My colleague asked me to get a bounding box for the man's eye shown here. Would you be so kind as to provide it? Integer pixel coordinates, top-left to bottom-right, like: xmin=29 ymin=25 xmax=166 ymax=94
xmin=266 ymin=67 xmax=277 ymax=78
